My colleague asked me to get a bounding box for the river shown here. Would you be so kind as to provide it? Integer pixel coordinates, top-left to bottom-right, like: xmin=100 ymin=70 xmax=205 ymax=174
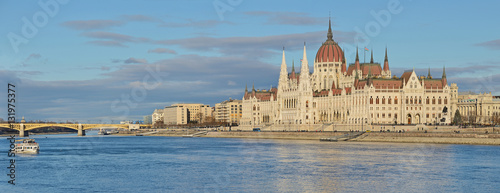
xmin=1 ymin=131 xmax=499 ymax=192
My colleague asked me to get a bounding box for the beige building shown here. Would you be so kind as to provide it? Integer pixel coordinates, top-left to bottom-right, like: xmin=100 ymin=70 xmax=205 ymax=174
xmin=241 ymin=19 xmax=458 ymax=130
xmin=164 ymin=105 xmax=188 ymax=125
xmin=215 ymin=98 xmax=242 ymax=125
xmin=458 ymin=92 xmax=500 ymax=125
xmin=152 ymin=109 xmax=163 ymax=126
xmin=163 ymin=103 xmax=213 ymax=125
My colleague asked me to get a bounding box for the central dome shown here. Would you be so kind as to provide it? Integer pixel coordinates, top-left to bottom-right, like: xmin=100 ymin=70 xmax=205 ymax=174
xmin=315 ymin=19 xmax=344 ymax=63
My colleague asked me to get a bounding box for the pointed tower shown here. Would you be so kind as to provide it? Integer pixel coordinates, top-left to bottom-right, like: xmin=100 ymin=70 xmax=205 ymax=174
xmin=355 ymin=46 xmax=360 ymax=71
xmin=442 ymin=66 xmax=447 ymax=86
xmin=383 ymin=47 xmax=389 ymax=71
xmin=244 ymin=83 xmax=248 ymax=99
xmin=427 ymin=67 xmax=432 ymax=79
xmin=327 ymin=17 xmax=333 ymax=41
xmin=299 ymin=42 xmax=313 ymax=124
xmin=300 ymin=42 xmax=311 ymax=89
xmin=278 ymin=47 xmax=289 ymax=92
xmin=382 ymin=47 xmax=391 ymax=78
xmin=251 ymin=82 xmax=255 ymax=97
xmin=291 ymin=60 xmax=296 ymax=79
xmin=370 ymin=49 xmax=374 ymax=63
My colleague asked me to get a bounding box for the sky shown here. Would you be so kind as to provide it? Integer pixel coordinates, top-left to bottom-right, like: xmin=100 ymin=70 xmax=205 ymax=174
xmin=0 ymin=0 xmax=499 ymax=123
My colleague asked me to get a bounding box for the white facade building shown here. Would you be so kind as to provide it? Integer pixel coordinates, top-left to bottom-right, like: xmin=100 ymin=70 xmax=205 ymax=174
xmin=152 ymin=109 xmax=164 ymax=126
xmin=241 ymin=19 xmax=458 ymax=129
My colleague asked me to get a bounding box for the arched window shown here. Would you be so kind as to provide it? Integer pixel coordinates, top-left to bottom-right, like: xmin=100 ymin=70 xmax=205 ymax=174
xmin=382 ymin=97 xmax=386 ymax=104
xmin=432 ymin=97 xmax=436 ymax=104
xmin=438 ymin=97 xmax=442 ymax=104
xmin=395 ymin=96 xmax=398 ymax=104
xmin=370 ymin=97 xmax=374 ymax=104
xmin=376 ymin=97 xmax=380 ymax=104
xmin=406 ymin=96 xmax=409 ymax=104
xmin=426 ymin=97 xmax=430 ymax=104
xmin=388 ymin=97 xmax=392 ymax=104
xmin=444 ymin=97 xmax=448 ymax=104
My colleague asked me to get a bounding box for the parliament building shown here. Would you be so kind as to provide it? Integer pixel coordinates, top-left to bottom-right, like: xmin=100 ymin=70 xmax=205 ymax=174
xmin=240 ymin=19 xmax=459 ymax=130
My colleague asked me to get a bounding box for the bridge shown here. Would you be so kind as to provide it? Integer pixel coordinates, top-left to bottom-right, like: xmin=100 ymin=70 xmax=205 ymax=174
xmin=0 ymin=123 xmax=152 ymax=137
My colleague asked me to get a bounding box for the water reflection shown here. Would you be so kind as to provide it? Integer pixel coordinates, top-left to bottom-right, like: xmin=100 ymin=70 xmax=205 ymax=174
xmin=0 ymin=136 xmax=498 ymax=192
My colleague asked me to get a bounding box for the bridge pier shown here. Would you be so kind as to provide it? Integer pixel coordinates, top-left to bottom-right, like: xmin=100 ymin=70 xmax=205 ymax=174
xmin=19 ymin=123 xmax=28 ymax=137
xmin=78 ymin=124 xmax=85 ymax=136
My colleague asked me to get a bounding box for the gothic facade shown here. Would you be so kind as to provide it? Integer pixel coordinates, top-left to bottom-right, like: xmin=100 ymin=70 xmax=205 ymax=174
xmin=241 ymin=20 xmax=458 ymax=129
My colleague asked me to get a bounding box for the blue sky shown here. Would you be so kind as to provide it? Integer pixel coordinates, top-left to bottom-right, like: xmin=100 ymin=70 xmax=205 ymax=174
xmin=1 ymin=0 xmax=499 ymax=123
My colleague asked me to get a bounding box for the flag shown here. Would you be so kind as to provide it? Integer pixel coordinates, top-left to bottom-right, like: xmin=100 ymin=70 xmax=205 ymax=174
xmin=364 ymin=47 xmax=369 ymax=51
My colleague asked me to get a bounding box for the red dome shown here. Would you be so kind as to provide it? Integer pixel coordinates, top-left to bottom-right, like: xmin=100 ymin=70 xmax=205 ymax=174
xmin=315 ymin=19 xmax=344 ymax=63
xmin=315 ymin=41 xmax=343 ymax=63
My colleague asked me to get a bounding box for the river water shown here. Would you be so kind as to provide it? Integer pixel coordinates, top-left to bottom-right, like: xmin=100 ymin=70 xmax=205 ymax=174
xmin=1 ymin=131 xmax=499 ymax=192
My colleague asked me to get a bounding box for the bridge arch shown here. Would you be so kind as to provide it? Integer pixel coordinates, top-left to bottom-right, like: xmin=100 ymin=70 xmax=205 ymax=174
xmin=25 ymin=125 xmax=79 ymax=131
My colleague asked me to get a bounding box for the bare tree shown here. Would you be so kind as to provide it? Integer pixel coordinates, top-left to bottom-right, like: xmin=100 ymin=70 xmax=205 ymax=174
xmin=153 ymin=120 xmax=165 ymax=128
xmin=493 ymin=113 xmax=500 ymax=125
xmin=468 ymin=111 xmax=477 ymax=126
xmin=196 ymin=112 xmax=204 ymax=123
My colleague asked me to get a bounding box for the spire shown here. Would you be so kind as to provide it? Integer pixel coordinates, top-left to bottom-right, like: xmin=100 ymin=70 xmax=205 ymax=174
xmin=442 ymin=66 xmax=446 ymax=79
xmin=355 ymin=46 xmax=359 ymax=62
xmin=290 ymin=60 xmax=296 ymax=79
xmin=300 ymin=42 xmax=310 ymax=78
xmin=383 ymin=47 xmax=389 ymax=71
xmin=354 ymin=46 xmax=360 ymax=71
xmin=299 ymin=43 xmax=311 ymax=91
xmin=442 ymin=66 xmax=447 ymax=86
xmin=370 ymin=49 xmax=374 ymax=63
xmin=384 ymin=47 xmax=388 ymax=62
xmin=279 ymin=47 xmax=288 ymax=80
xmin=281 ymin=47 xmax=286 ymax=68
xmin=327 ymin=17 xmax=333 ymax=41
xmin=252 ymin=82 xmax=255 ymax=92
xmin=427 ymin=67 xmax=432 ymax=79
xmin=245 ymin=83 xmax=248 ymax=92
xmin=302 ymin=42 xmax=308 ymax=62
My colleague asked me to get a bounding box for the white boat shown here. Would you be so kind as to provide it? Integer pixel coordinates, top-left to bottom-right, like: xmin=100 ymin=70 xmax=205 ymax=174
xmin=15 ymin=138 xmax=40 ymax=154
xmin=98 ymin=128 xmax=112 ymax=135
